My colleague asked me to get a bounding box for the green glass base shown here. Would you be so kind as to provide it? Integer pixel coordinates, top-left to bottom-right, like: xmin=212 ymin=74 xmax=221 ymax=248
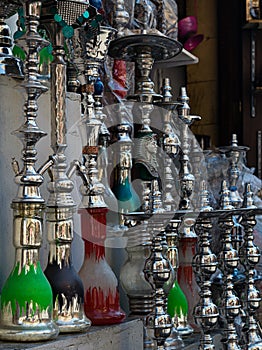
xmin=0 ymin=262 xmax=59 ymax=341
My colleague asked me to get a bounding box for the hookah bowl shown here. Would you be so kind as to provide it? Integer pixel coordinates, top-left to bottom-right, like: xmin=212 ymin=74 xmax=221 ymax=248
xmin=0 ymin=0 xmax=59 ymax=341
xmin=0 ymin=0 xmax=23 ymax=77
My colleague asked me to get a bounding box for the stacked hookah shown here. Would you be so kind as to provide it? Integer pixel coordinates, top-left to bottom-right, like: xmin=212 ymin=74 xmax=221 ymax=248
xmin=0 ymin=0 xmax=126 ymax=340
xmin=214 ymin=135 xmax=262 ymax=349
xmin=175 ymin=86 xmax=201 ymax=333
xmin=0 ymin=0 xmax=59 ymax=341
xmin=107 ymin=2 xmax=188 ymax=348
xmin=218 ymin=134 xmax=250 ymax=287
xmin=0 ymin=1 xmax=261 ymax=349
xmin=156 ymin=79 xmax=193 ymax=342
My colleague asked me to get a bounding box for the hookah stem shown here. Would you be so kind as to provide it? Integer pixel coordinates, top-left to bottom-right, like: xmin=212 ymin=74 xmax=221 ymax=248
xmin=50 ymin=29 xmax=67 ymax=152
xmin=49 ymin=23 xmax=76 ymax=211
xmin=14 ymin=0 xmax=48 ymax=266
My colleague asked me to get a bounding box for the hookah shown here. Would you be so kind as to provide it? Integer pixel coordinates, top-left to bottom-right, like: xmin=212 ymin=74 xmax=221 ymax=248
xmin=108 ymin=102 xmax=156 ymax=347
xmin=192 ymin=180 xmax=219 ymax=349
xmin=67 ymin=20 xmax=126 ymax=325
xmin=154 ymin=78 xmax=189 ymax=345
xmin=176 ymin=86 xmax=201 ymax=332
xmin=217 ymin=180 xmax=242 ymax=349
xmin=0 ymin=0 xmax=59 ymax=341
xmin=40 ymin=0 xmax=99 ymax=332
xmin=0 ymin=0 xmax=23 ymax=77
xmin=238 ymin=183 xmax=262 ymax=349
xmin=218 ymin=134 xmax=252 ymax=301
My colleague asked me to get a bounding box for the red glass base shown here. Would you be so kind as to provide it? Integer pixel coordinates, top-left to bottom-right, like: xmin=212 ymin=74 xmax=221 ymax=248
xmin=79 ymin=207 xmax=126 ymax=325
xmin=85 ymin=287 xmax=125 ymax=325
